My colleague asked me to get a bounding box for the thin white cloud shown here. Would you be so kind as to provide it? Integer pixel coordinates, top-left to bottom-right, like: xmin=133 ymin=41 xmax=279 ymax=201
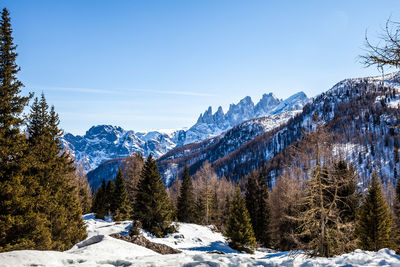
xmin=28 ymin=85 xmax=216 ymax=97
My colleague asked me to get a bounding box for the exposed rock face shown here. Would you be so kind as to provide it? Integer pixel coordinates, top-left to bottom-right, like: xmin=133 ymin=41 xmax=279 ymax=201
xmin=61 ymin=91 xmax=309 ymax=174
xmin=110 ymin=233 xmax=181 ymax=255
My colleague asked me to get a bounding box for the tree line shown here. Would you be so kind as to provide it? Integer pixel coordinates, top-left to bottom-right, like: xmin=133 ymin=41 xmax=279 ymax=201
xmin=91 ymin=127 xmax=400 ymax=256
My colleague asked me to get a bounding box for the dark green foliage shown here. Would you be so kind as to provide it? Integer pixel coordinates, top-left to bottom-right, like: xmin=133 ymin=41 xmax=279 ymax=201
xmin=194 ymin=194 xmax=206 ymax=224
xmin=245 ymin=171 xmax=271 ymax=247
xmin=177 ymin=165 xmax=195 ymax=223
xmin=0 ymin=8 xmax=34 ymax=252
xmin=356 ymin=173 xmax=394 ymax=251
xmin=92 ymin=180 xmax=108 ymax=219
xmin=26 ymin=95 xmax=87 ymax=251
xmin=105 ymin=180 xmax=115 ymax=214
xmin=113 ymin=168 xmax=131 ymax=221
xmin=134 ymin=155 xmax=175 ymax=237
xmin=0 ymin=8 xmax=86 ymax=251
xmin=225 ymin=187 xmax=256 ymax=254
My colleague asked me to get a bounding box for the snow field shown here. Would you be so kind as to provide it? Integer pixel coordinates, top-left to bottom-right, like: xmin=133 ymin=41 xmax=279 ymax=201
xmin=0 ymin=214 xmax=399 ymax=266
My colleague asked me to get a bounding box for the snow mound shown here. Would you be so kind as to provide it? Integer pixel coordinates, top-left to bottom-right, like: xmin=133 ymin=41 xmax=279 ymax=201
xmin=0 ymin=214 xmax=399 ymax=266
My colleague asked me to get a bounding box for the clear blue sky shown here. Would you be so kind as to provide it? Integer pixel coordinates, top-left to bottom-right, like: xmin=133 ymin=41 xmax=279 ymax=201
xmin=4 ymin=0 xmax=400 ymax=135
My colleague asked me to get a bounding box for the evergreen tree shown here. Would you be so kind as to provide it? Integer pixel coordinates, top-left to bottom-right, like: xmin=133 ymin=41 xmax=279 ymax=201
xmin=113 ymin=168 xmax=131 ymax=221
xmin=92 ymin=180 xmax=107 ymax=219
xmin=177 ymin=165 xmax=195 ymax=223
xmin=26 ymin=95 xmax=86 ymax=250
xmin=0 ymin=8 xmax=33 ymax=252
xmin=134 ymin=155 xmax=175 ymax=237
xmin=105 ymin=179 xmax=115 ymax=214
xmin=225 ymin=187 xmax=256 ymax=254
xmin=254 ymin=173 xmax=271 ymax=247
xmin=245 ymin=172 xmax=271 ymax=247
xmin=194 ymin=194 xmax=206 ymax=225
xmin=356 ymin=173 xmax=395 ymax=251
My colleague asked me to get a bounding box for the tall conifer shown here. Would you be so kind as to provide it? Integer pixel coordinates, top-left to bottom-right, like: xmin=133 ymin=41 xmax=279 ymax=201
xmin=92 ymin=180 xmax=107 ymax=219
xmin=356 ymin=173 xmax=394 ymax=251
xmin=245 ymin=172 xmax=271 ymax=247
xmin=177 ymin=165 xmax=195 ymax=223
xmin=0 ymin=8 xmax=34 ymax=251
xmin=225 ymin=187 xmax=256 ymax=253
xmin=113 ymin=168 xmax=131 ymax=221
xmin=26 ymin=95 xmax=87 ymax=250
xmin=134 ymin=155 xmax=175 ymax=237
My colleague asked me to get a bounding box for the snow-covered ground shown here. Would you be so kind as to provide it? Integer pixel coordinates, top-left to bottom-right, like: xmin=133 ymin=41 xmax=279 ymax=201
xmin=1 ymin=214 xmax=399 ymax=266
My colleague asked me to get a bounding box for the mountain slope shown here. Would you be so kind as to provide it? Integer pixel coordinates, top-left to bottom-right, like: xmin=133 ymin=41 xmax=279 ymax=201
xmin=63 ymin=92 xmax=308 ymax=173
xmin=157 ymin=72 xmax=400 ymax=187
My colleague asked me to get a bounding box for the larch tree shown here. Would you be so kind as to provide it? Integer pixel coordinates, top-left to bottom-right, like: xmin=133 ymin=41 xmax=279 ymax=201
xmin=269 ymin=169 xmax=303 ymax=251
xmin=394 ymin=180 xmax=400 ymax=253
xmin=122 ymin=153 xmax=144 ymax=208
xmin=294 ymin=128 xmax=357 ymax=257
xmin=193 ymin=161 xmax=218 ymax=225
xmin=361 ymin=18 xmax=400 ymax=69
xmin=74 ymin=163 xmax=92 ymax=214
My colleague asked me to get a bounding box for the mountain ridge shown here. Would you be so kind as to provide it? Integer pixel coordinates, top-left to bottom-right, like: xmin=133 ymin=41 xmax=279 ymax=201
xmin=62 ymin=91 xmax=308 ymax=172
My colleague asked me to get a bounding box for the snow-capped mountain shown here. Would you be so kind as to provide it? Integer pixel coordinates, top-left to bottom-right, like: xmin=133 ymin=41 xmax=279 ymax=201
xmin=185 ymin=92 xmax=308 ymax=144
xmin=157 ymin=72 xmax=400 ymax=187
xmin=62 ymin=92 xmax=309 ymax=172
xmin=62 ymin=126 xmax=186 ymax=171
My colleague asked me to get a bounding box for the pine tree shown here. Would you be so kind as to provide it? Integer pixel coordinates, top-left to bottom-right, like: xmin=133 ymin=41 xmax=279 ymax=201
xmin=0 ymin=8 xmax=34 ymax=252
xmin=245 ymin=171 xmax=271 ymax=247
xmin=270 ymin=170 xmax=303 ymax=251
xmin=26 ymin=95 xmax=86 ymax=250
xmin=113 ymin=168 xmax=131 ymax=221
xmin=92 ymin=180 xmax=107 ymax=219
xmin=245 ymin=172 xmax=258 ymax=233
xmin=356 ymin=173 xmax=395 ymax=251
xmin=225 ymin=187 xmax=256 ymax=254
xmin=255 ymin=173 xmax=271 ymax=247
xmin=105 ymin=179 xmax=115 ymax=215
xmin=177 ymin=165 xmax=195 ymax=223
xmin=134 ymin=155 xmax=175 ymax=237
